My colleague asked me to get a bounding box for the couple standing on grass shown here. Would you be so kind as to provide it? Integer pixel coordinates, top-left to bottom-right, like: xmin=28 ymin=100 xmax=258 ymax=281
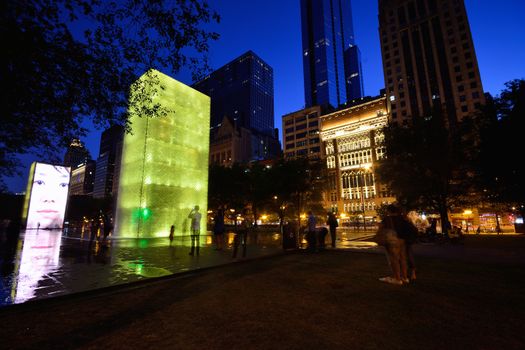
xmin=377 ymin=204 xmax=418 ymax=285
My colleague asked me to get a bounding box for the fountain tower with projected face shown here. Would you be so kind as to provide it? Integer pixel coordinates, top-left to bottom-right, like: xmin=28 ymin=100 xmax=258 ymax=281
xmin=115 ymin=69 xmax=210 ymax=238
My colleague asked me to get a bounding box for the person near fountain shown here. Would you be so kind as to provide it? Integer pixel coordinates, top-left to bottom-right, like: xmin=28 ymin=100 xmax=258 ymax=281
xmin=213 ymin=206 xmax=225 ymax=250
xmin=188 ymin=205 xmax=202 ymax=256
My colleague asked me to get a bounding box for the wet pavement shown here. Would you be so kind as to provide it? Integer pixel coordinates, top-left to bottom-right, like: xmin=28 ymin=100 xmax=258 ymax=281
xmin=0 ymin=227 xmax=377 ymax=306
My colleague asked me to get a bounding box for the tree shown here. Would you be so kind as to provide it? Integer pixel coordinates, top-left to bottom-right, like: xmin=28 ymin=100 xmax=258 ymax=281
xmin=479 ymin=79 xmax=525 ymax=221
xmin=376 ymin=106 xmax=481 ymax=234
xmin=208 ymin=159 xmax=326 ymax=229
xmin=270 ymin=158 xmax=325 ymax=225
xmin=1 ymin=0 xmax=220 ymax=187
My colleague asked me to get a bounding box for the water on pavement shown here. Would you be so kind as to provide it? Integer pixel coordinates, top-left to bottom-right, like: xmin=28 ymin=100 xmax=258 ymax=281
xmin=0 ymin=227 xmax=376 ymax=306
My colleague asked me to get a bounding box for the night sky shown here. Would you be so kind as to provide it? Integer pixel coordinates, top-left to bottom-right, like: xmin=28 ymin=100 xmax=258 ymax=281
xmin=5 ymin=0 xmax=525 ymax=193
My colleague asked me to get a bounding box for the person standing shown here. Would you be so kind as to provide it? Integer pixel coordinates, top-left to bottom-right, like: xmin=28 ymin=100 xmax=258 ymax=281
xmin=326 ymin=212 xmax=338 ymax=248
xmin=378 ymin=205 xmax=407 ymax=285
xmin=169 ymin=225 xmax=175 ymax=244
xmin=307 ymin=211 xmax=317 ymax=252
xmin=233 ymin=209 xmax=250 ymax=258
xmin=213 ymin=207 xmax=225 ymax=250
xmin=188 ymin=205 xmax=202 ymax=256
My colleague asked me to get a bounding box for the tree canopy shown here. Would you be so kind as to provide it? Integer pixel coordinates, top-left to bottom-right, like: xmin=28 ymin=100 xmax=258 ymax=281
xmin=478 ymin=79 xmax=525 ymax=219
xmin=208 ymin=159 xmax=325 ymax=225
xmin=376 ymin=78 xmax=525 ymax=230
xmin=376 ymin=104 xmax=483 ymax=233
xmin=1 ymin=0 xmax=220 ymax=186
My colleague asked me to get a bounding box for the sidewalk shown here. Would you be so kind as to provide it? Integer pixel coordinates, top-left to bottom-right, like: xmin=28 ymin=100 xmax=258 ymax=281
xmin=1 ymin=235 xmax=524 ymax=349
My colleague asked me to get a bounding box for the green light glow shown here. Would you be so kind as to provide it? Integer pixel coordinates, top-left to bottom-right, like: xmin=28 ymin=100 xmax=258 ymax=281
xmin=115 ymin=69 xmax=210 ymax=238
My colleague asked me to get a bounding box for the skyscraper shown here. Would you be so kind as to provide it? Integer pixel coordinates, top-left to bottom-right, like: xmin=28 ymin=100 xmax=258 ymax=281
xmin=93 ymin=125 xmax=124 ymax=199
xmin=193 ymin=50 xmax=280 ymax=161
xmin=63 ymin=139 xmax=90 ymax=169
xmin=193 ymin=50 xmax=274 ymax=134
xmin=301 ymin=0 xmax=364 ymax=109
xmin=378 ymin=0 xmax=485 ymax=126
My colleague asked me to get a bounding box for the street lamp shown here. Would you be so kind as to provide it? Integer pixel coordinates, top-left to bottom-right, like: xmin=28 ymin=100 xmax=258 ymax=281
xmin=463 ymin=209 xmax=472 ymax=233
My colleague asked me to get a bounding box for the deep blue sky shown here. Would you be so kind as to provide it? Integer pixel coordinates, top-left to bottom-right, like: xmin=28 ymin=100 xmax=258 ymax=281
xmin=5 ymin=0 xmax=525 ymax=193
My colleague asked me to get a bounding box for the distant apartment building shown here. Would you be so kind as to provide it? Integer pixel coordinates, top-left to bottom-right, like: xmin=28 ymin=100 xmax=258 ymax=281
xmin=93 ymin=125 xmax=124 ymax=199
xmin=193 ymin=50 xmax=281 ymax=161
xmin=319 ymin=96 xmax=395 ymax=221
xmin=378 ymin=0 xmax=485 ymax=126
xmin=281 ymin=106 xmax=322 ymax=160
xmin=209 ymin=116 xmax=281 ymax=166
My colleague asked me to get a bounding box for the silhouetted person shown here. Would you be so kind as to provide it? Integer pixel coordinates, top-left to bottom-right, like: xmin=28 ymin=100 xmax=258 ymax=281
xmin=102 ymin=213 xmax=112 ymax=240
xmin=233 ymin=210 xmax=249 ymax=258
xmin=326 ymin=212 xmax=338 ymax=248
xmin=307 ymin=211 xmax=317 ymax=252
xmin=213 ymin=207 xmax=225 ymax=250
xmin=89 ymin=218 xmax=99 ymax=246
xmin=169 ymin=225 xmax=175 ymax=244
xmin=188 ymin=205 xmax=201 ymax=256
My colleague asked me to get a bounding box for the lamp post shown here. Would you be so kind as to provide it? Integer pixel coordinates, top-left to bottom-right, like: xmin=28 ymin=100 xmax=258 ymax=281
xmin=463 ymin=209 xmax=472 ymax=233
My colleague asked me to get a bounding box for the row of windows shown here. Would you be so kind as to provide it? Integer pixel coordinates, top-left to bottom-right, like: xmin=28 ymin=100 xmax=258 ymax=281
xmin=210 ymin=150 xmax=232 ymax=164
xmin=343 ymin=202 xmax=377 ymax=213
xmin=339 ymin=150 xmax=372 ymax=167
xmin=341 ymin=172 xmax=375 ymax=190
xmin=337 ymin=137 xmax=370 ymax=152
xmin=285 ymin=147 xmax=321 ymax=158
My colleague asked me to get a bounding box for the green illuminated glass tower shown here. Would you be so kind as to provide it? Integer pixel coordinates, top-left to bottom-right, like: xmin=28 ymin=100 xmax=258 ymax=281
xmin=115 ymin=69 xmax=210 ymax=238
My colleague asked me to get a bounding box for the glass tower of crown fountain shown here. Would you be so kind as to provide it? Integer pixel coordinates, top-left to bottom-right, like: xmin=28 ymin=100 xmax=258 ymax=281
xmin=115 ymin=69 xmax=210 ymax=238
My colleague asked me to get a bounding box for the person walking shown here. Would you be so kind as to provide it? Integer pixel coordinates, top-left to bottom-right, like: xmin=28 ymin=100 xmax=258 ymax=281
xmin=188 ymin=205 xmax=202 ymax=256
xmin=213 ymin=207 xmax=225 ymax=250
xmin=326 ymin=212 xmax=338 ymax=248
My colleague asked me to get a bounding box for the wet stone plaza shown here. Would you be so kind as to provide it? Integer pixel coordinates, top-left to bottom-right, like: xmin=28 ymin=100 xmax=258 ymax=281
xmin=0 ymin=228 xmax=376 ymax=306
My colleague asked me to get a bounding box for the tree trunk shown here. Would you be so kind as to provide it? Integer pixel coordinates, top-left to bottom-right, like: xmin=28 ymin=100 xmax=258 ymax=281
xmin=438 ymin=201 xmax=450 ymax=236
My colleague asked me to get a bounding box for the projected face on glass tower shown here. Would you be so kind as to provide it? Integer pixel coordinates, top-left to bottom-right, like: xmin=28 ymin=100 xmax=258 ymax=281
xmin=26 ymin=163 xmax=71 ymax=229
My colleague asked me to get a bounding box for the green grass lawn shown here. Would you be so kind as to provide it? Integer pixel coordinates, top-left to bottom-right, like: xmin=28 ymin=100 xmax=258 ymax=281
xmin=1 ymin=237 xmax=525 ymax=349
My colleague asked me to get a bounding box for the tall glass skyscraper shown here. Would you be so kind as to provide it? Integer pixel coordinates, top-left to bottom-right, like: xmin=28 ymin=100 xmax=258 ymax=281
xmin=193 ymin=51 xmax=274 ymax=135
xmin=301 ymin=0 xmax=364 ymax=109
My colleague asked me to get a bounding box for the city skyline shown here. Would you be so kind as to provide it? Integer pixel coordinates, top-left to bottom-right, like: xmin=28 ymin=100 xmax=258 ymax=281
xmin=5 ymin=0 xmax=525 ymax=192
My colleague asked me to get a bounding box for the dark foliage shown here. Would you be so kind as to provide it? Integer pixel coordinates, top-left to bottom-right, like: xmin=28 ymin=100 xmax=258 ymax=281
xmin=208 ymin=159 xmax=325 ymax=224
xmin=1 ymin=0 xmax=220 ymax=186
xmin=376 ymin=105 xmax=482 ymax=233
xmin=479 ymin=79 xmax=525 ymax=219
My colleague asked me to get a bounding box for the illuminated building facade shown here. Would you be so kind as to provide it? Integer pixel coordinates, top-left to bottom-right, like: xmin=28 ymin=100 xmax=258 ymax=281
xmin=320 ymin=97 xmax=396 ymax=220
xmin=301 ymin=0 xmax=364 ymax=109
xmin=282 ymin=106 xmax=322 ymax=160
xmin=379 ymin=0 xmax=485 ymax=126
xmin=115 ymin=69 xmax=210 ymax=238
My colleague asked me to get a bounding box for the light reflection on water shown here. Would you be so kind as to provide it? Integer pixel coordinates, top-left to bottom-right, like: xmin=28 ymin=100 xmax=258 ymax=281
xmin=14 ymin=230 xmax=62 ymax=304
xmin=0 ymin=227 xmax=377 ymax=306
xmin=0 ymin=229 xmax=285 ymax=306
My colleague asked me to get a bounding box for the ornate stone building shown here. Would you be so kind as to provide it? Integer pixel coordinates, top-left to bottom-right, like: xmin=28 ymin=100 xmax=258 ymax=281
xmin=320 ymin=96 xmax=396 ymax=224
